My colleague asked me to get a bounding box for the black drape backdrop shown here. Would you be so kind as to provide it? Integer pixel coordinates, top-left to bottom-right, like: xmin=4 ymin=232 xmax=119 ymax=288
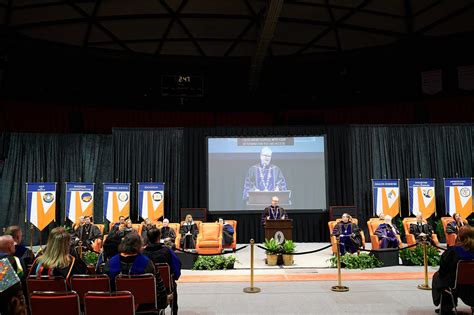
xmin=113 ymin=128 xmax=183 ymax=223
xmin=0 ymin=133 xmax=112 ymax=243
xmin=1 ymin=125 xmax=472 ymax=244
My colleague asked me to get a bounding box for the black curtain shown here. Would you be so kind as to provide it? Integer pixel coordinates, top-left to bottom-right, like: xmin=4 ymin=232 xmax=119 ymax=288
xmin=0 ymin=133 xmax=112 ymax=243
xmin=1 ymin=124 xmax=472 ymax=244
xmin=112 ymin=128 xmax=183 ymax=223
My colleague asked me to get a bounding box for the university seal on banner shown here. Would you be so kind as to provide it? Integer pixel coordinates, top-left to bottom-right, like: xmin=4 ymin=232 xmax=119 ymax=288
xmin=152 ymin=192 xmax=163 ymax=202
xmin=43 ymin=193 xmax=54 ymax=203
xmin=118 ymin=193 xmax=129 ymax=202
xmin=422 ymin=188 xmax=433 ymax=198
xmin=81 ymin=192 xmax=93 ymax=202
xmin=460 ymin=188 xmax=471 ymax=198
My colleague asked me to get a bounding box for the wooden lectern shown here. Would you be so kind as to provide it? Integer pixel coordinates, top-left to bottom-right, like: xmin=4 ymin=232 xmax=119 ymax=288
xmin=264 ymin=219 xmax=293 ymax=242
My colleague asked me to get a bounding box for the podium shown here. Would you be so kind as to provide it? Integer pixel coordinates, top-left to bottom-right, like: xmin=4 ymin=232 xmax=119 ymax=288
xmin=264 ymin=219 xmax=293 ymax=242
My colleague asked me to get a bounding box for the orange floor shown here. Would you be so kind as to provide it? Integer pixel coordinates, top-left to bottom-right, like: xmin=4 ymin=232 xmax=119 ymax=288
xmin=178 ymin=272 xmax=435 ymax=283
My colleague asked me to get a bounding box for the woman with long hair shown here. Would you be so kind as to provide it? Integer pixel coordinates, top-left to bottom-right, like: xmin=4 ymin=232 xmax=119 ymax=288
xmin=432 ymin=226 xmax=474 ymax=313
xmin=29 ymin=227 xmax=87 ymax=283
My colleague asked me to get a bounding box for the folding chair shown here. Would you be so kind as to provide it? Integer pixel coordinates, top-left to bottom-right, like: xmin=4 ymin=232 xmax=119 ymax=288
xmin=116 ymin=273 xmax=161 ymax=314
xmin=441 ymin=260 xmax=474 ymax=314
xmin=30 ymin=291 xmax=80 ymax=315
xmin=155 ymin=263 xmax=173 ymax=293
xmin=27 ymin=275 xmax=67 ymax=296
xmin=70 ymin=274 xmax=110 ymax=307
xmin=84 ymin=291 xmax=135 ymax=315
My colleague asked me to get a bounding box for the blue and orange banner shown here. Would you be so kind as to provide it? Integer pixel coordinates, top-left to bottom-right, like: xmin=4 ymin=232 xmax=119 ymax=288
xmin=372 ymin=179 xmax=400 ymax=218
xmin=104 ymin=183 xmax=130 ymax=222
xmin=444 ymin=178 xmax=472 ymax=218
xmin=138 ymin=183 xmax=164 ymax=221
xmin=65 ymin=182 xmax=94 ymax=223
xmin=27 ymin=182 xmax=56 ymax=231
xmin=408 ymin=178 xmax=436 ymax=218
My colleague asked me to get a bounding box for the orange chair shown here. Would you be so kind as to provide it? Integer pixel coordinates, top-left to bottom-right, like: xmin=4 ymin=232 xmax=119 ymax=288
xmin=442 ymin=217 xmax=469 ymax=246
xmin=402 ymin=217 xmax=439 ymax=247
xmin=115 ymin=273 xmax=161 ymax=314
xmin=367 ymin=219 xmax=403 ymax=250
xmin=70 ymin=274 xmax=110 ymax=306
xmin=95 ymin=224 xmax=105 ymax=235
xmin=30 ymin=291 xmax=80 ymax=315
xmin=328 ymin=218 xmax=366 ymax=254
xmin=84 ymin=291 xmax=135 ymax=315
xmin=195 ymin=222 xmax=223 ymax=255
xmin=222 ymin=220 xmax=237 ymax=250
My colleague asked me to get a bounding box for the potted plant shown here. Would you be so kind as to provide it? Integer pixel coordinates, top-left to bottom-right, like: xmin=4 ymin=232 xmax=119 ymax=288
xmin=281 ymin=240 xmax=296 ymax=266
xmin=264 ymin=238 xmax=281 ymax=266
xmin=434 ymin=218 xmax=445 ymax=243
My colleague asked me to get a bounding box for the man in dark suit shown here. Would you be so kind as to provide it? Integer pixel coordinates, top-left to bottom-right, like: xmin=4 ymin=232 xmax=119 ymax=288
xmin=261 ymin=196 xmax=288 ymax=225
xmin=409 ymin=214 xmax=436 ymax=245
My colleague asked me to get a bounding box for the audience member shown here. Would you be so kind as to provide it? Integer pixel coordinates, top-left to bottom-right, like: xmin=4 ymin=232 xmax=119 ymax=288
xmin=4 ymin=225 xmax=35 ymax=265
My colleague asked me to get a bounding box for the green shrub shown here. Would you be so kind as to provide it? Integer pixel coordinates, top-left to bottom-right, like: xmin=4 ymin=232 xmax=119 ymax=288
xmin=328 ymin=253 xmax=383 ymax=269
xmin=263 ymin=238 xmax=282 ymax=254
xmin=282 ymin=240 xmax=296 ymax=254
xmin=193 ymin=255 xmax=238 ymax=270
xmin=400 ymin=245 xmax=440 ymax=266
xmin=83 ymin=251 xmax=99 ymax=266
xmin=434 ymin=218 xmax=445 ymax=241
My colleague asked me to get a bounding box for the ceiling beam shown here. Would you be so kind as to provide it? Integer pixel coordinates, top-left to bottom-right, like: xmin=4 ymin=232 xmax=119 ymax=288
xmin=416 ymin=2 xmax=474 ymax=34
xmin=83 ymin=0 xmax=103 ymax=48
xmin=295 ymin=0 xmax=373 ymax=55
xmin=249 ymin=0 xmax=285 ymax=90
xmin=325 ymin=0 xmax=341 ymax=52
xmin=155 ymin=0 xmax=189 ymax=55
xmin=157 ymin=0 xmax=205 ymax=56
xmin=412 ymin=0 xmax=442 ymax=18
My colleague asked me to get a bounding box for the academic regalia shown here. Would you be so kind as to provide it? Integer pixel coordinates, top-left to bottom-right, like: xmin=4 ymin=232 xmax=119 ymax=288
xmin=261 ymin=205 xmax=287 ymax=225
xmin=332 ymin=221 xmax=362 ymax=255
xmin=179 ymin=222 xmax=199 ymax=249
xmin=409 ymin=222 xmax=435 ymax=245
xmin=243 ymin=163 xmax=287 ymax=199
xmin=446 ymin=221 xmax=467 ymax=235
xmin=222 ymin=224 xmax=234 ymax=246
xmin=161 ymin=226 xmax=176 ymax=242
xmin=74 ymin=224 xmax=102 ymax=248
xmin=375 ymin=223 xmax=400 ymax=248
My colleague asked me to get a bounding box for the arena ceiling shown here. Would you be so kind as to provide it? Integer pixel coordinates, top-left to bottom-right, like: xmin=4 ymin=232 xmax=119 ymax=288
xmin=2 ymin=0 xmax=473 ymax=57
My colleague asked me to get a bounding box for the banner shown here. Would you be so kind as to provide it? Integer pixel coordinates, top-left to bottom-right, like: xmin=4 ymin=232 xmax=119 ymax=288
xmin=65 ymin=182 xmax=94 ymax=223
xmin=27 ymin=182 xmax=56 ymax=231
xmin=372 ymin=179 xmax=400 ymax=218
xmin=138 ymin=183 xmax=165 ymax=221
xmin=407 ymin=178 xmax=436 ymax=218
xmin=104 ymin=183 xmax=130 ymax=223
xmin=444 ymin=178 xmax=472 ymax=218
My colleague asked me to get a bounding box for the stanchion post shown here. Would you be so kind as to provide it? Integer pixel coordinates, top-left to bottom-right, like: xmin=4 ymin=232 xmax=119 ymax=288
xmin=29 ymin=224 xmax=34 ymax=251
xmin=331 ymin=240 xmax=349 ymax=292
xmin=243 ymin=239 xmax=261 ymax=293
xmin=417 ymin=237 xmax=431 ymax=290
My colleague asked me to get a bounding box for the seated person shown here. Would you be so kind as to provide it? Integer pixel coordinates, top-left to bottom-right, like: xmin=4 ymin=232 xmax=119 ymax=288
xmin=179 ymin=214 xmax=199 ymax=250
xmin=378 ymin=212 xmax=385 ymax=220
xmin=143 ymin=228 xmax=182 ymax=315
xmin=375 ymin=215 xmax=400 ymax=249
xmin=29 ymin=227 xmax=88 ymax=285
xmin=104 ymin=232 xmax=170 ymax=309
xmin=160 ymin=218 xmax=176 ymax=248
xmin=332 ymin=213 xmax=362 ymax=255
xmin=4 ymin=225 xmax=35 ymax=266
xmin=218 ymin=218 xmax=235 ymax=246
xmin=409 ymin=214 xmax=436 ymax=245
xmin=110 ymin=215 xmax=126 ymax=233
xmin=72 ymin=216 xmax=102 ymax=251
xmin=432 ymin=226 xmax=474 ymax=313
xmin=0 ymin=235 xmax=28 ymax=315
xmin=446 ymin=213 xmax=467 ymax=236
xmin=140 ymin=218 xmax=155 ymax=244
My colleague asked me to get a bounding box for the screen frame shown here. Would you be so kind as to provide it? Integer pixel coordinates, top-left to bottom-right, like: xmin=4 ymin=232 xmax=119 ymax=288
xmin=206 ymin=134 xmax=329 ymax=213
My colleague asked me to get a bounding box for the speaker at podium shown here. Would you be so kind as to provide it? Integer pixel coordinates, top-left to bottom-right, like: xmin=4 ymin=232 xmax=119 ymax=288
xmin=247 ymin=190 xmax=292 ymax=207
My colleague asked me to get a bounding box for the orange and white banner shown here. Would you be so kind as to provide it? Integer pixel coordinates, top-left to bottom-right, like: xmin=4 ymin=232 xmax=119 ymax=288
xmin=65 ymin=182 xmax=94 ymax=223
xmin=138 ymin=183 xmax=164 ymax=221
xmin=372 ymin=179 xmax=400 ymax=218
xmin=444 ymin=178 xmax=472 ymax=218
xmin=408 ymin=179 xmax=436 ymax=218
xmin=104 ymin=183 xmax=130 ymax=222
xmin=27 ymin=183 xmax=56 ymax=231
